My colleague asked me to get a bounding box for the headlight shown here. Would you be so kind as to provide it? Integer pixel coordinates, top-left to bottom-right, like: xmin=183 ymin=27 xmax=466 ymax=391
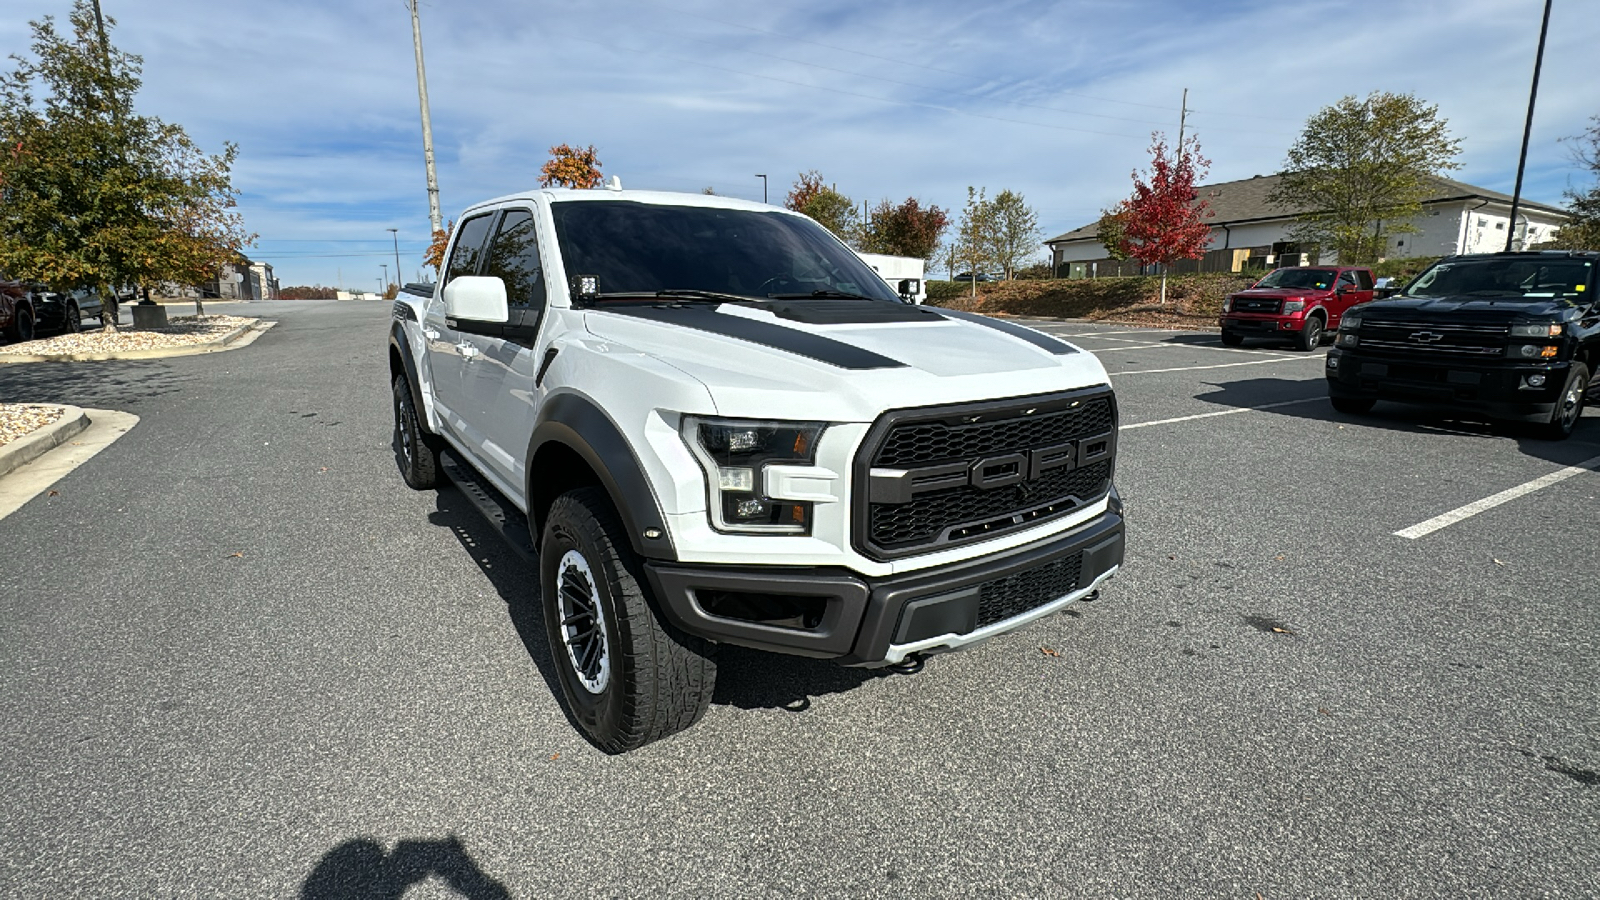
xmin=1510 ymin=322 xmax=1563 ymax=338
xmin=1338 ymin=332 xmax=1359 ymax=347
xmin=1508 ymin=344 xmax=1561 ymax=359
xmin=1221 ymin=297 xmax=1232 ymax=313
xmin=1341 ymin=313 xmax=1361 ymax=331
xmin=1282 ymin=299 xmax=1306 ymax=313
xmin=683 ymin=417 xmax=826 ymax=534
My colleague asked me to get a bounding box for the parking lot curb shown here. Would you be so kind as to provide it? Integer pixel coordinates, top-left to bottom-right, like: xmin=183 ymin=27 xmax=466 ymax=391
xmin=0 ymin=406 xmax=90 ymax=480
xmin=0 ymin=319 xmax=275 ymax=364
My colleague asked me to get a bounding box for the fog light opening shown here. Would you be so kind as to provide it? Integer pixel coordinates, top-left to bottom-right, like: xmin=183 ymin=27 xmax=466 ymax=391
xmin=1526 ymin=373 xmax=1547 ymax=388
xmin=696 ymin=589 xmax=828 ymax=631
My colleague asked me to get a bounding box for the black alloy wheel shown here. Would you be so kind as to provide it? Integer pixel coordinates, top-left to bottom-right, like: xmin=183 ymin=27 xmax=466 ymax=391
xmin=391 ymin=373 xmax=438 ymax=489
xmin=1297 ymin=317 xmax=1324 ymax=352
xmin=62 ymin=302 xmax=81 ymax=334
xmin=1538 ymin=363 xmax=1589 ymax=441
xmin=539 ymin=487 xmax=716 ymax=753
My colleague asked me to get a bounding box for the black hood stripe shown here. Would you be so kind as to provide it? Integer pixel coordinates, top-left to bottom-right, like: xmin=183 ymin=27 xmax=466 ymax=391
xmin=597 ymin=305 xmax=907 ymax=369
xmin=934 ymin=308 xmax=1078 ymax=355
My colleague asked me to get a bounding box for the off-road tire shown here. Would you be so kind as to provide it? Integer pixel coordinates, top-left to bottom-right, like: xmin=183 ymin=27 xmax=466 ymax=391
xmin=61 ymin=301 xmax=81 ymax=334
xmin=1534 ymin=363 xmax=1588 ymax=441
xmin=391 ymin=373 xmax=439 ymax=489
xmin=5 ymin=305 xmax=34 ymax=343
xmin=1220 ymin=330 xmax=1244 ymax=347
xmin=1331 ymin=396 xmax=1375 ymax=415
xmin=1297 ymin=316 xmax=1324 ymax=352
xmin=540 ymin=487 xmax=717 ymax=753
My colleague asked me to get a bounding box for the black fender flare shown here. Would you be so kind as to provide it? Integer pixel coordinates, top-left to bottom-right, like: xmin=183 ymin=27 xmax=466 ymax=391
xmin=388 ymin=321 xmax=434 ymax=437
xmin=527 ymin=393 xmax=678 ymax=561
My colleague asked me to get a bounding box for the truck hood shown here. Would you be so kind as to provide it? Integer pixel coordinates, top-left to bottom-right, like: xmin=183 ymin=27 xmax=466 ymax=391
xmin=582 ymin=303 xmax=1111 ymax=421
xmin=1230 ymin=287 xmax=1331 ymax=299
xmin=1358 ymin=296 xmax=1581 ymax=319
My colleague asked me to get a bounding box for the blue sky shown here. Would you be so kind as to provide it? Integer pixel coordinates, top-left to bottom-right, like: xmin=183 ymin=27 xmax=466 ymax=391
xmin=2 ymin=0 xmax=1597 ymax=288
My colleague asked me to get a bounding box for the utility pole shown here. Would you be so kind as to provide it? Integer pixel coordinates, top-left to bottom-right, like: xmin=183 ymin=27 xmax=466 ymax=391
xmin=381 ymin=264 xmax=389 ymax=297
xmin=387 ymin=228 xmax=402 ymax=286
xmin=90 ymin=0 xmax=113 ymax=77
xmin=1506 ymin=0 xmax=1553 ymax=253
xmin=408 ymin=0 xmax=443 ymax=234
xmin=1176 ymin=88 xmax=1188 ymax=162
xmin=756 ymin=174 xmax=767 ymax=204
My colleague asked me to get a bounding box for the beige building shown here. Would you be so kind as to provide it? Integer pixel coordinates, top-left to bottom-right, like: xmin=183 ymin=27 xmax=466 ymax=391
xmin=1045 ymin=174 xmax=1570 ymax=279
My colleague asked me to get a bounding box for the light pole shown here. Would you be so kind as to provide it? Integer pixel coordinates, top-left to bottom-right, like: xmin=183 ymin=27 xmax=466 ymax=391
xmin=756 ymin=174 xmax=767 ymax=204
xmin=381 ymin=264 xmax=389 ymax=297
xmin=387 ymin=228 xmax=402 ymax=287
xmin=1506 ymin=0 xmax=1553 ymax=252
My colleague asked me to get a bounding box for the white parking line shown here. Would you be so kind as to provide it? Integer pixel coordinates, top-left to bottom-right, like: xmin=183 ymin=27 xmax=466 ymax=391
xmin=1393 ymin=455 xmax=1600 ymax=539
xmin=1121 ymin=397 xmax=1324 ymax=430
xmin=1111 ymin=356 xmax=1323 ymax=375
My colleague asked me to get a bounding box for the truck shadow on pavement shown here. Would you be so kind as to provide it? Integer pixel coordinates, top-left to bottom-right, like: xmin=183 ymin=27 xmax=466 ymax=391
xmin=1194 ymin=377 xmax=1600 ymax=466
xmin=300 ymin=834 xmax=510 ymax=899
xmin=0 ymin=357 xmax=195 ymax=409
xmin=427 ymin=487 xmax=901 ymax=722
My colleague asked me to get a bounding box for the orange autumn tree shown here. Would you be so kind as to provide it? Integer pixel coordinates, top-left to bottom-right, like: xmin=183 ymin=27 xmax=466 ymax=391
xmin=539 ymin=144 xmax=603 ymax=189
xmin=423 ymin=220 xmax=452 ymax=274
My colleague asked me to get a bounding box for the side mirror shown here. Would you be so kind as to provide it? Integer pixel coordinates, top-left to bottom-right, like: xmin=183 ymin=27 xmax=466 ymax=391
xmin=443 ymin=275 xmax=508 ymax=324
xmin=1334 ymin=284 xmax=1348 ymax=295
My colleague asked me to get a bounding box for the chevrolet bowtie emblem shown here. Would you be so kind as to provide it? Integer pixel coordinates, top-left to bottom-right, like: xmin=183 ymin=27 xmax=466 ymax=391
xmin=1409 ymin=331 xmax=1444 ymax=343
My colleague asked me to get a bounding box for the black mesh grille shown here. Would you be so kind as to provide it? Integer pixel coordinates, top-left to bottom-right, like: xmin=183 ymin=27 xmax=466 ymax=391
xmin=870 ymin=461 xmax=1110 ymax=550
xmin=857 ymin=392 xmax=1116 ymax=559
xmin=873 ymin=398 xmax=1114 ymax=467
xmin=976 ymin=553 xmax=1084 ymax=628
xmin=1231 ymin=297 xmax=1282 ymax=314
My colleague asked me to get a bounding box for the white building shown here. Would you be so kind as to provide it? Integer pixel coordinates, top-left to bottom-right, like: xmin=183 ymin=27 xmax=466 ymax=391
xmin=1044 ymin=174 xmax=1570 ymax=278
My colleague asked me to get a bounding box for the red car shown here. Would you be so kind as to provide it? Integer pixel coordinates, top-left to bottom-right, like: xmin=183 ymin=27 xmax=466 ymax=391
xmin=1219 ymin=266 xmax=1375 ymax=351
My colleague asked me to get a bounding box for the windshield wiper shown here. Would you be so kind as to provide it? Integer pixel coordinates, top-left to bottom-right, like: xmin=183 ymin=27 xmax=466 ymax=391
xmin=653 ymin=289 xmax=763 ymax=303
xmin=767 ymin=289 xmax=879 ymax=301
xmin=588 ymin=289 xmax=762 ymax=304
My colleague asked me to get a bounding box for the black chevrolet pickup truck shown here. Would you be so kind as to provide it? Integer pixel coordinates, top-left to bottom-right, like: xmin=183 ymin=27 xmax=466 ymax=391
xmin=1325 ymin=251 xmax=1599 ymax=439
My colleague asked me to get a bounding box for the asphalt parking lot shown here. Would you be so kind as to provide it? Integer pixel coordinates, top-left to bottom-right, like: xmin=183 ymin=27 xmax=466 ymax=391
xmin=1 ymin=302 xmax=1596 ymax=898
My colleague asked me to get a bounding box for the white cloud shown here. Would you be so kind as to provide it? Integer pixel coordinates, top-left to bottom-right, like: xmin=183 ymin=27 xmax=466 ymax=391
xmin=0 ymin=0 xmax=1593 ymax=285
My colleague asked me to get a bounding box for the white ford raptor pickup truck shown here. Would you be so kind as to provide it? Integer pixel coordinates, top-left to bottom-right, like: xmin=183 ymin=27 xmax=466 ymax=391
xmin=389 ymin=185 xmax=1124 ymax=752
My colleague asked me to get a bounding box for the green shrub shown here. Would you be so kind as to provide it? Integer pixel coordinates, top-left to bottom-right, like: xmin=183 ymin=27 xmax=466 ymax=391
xmin=925 ymin=280 xmax=970 ymax=302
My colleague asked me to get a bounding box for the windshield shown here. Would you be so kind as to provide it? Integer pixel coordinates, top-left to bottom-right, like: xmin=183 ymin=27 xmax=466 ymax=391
xmin=1253 ymin=268 xmax=1337 ymax=290
xmin=549 ymin=201 xmax=900 ymax=302
xmin=1405 ymin=258 xmax=1593 ymax=300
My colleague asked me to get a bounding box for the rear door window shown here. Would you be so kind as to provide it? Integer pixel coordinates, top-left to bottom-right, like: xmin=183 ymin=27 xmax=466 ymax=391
xmin=1354 ymin=270 xmax=1374 ymax=290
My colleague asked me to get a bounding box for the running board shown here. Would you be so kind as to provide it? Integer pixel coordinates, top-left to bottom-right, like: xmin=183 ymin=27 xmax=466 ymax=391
xmin=439 ymin=450 xmax=537 ymax=563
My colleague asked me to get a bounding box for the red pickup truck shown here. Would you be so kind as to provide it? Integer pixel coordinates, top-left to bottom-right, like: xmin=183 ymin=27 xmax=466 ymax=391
xmin=1219 ymin=266 xmax=1375 ymax=351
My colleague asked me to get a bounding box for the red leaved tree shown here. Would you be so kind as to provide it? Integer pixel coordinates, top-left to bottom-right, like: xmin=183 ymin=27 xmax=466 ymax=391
xmin=1109 ymin=133 xmax=1213 ymax=304
xmin=539 ymin=143 xmax=603 ymax=189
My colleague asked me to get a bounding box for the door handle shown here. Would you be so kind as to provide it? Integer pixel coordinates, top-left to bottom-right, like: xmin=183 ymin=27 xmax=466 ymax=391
xmin=422 ymin=327 xmax=440 ymax=340
xmin=456 ymin=342 xmax=480 ymax=359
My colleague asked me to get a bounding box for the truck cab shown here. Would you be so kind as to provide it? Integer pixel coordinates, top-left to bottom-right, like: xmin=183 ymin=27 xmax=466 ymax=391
xmin=1219 ymin=265 xmax=1375 ymax=351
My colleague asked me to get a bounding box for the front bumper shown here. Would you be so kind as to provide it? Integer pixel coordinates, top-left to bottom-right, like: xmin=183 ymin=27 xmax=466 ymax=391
xmin=1220 ymin=313 xmax=1309 ymax=333
xmin=644 ymin=499 xmax=1124 ymax=666
xmin=1325 ymin=348 xmax=1566 ymax=422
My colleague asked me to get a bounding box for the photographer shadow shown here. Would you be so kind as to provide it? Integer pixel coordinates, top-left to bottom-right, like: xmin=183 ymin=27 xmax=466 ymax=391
xmin=300 ymin=835 xmax=509 ymax=900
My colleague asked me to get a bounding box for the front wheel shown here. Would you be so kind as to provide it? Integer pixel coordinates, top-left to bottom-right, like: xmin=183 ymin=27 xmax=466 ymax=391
xmin=1296 ymin=317 xmax=1324 ymax=352
xmin=1220 ymin=330 xmax=1244 ymax=347
xmin=540 ymin=487 xmax=716 ymax=753
xmin=1534 ymin=363 xmax=1588 ymax=440
xmin=61 ymin=302 xmax=81 ymax=334
xmin=391 ymin=373 xmax=439 ymax=489
xmin=5 ymin=305 xmax=34 ymax=342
